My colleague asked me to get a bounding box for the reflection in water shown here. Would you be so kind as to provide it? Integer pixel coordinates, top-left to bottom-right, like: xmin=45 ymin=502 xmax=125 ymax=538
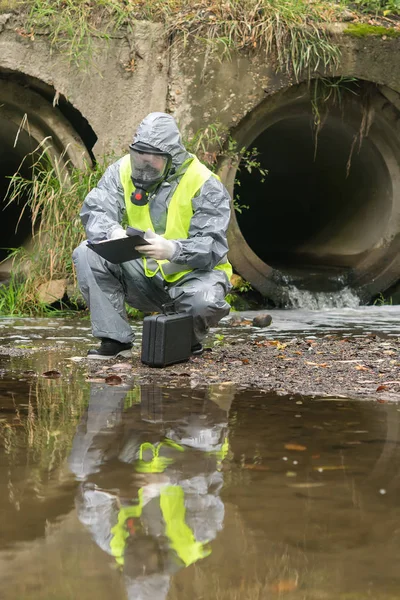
xmin=68 ymin=383 xmax=234 ymax=600
xmin=3 ymin=364 xmax=400 ymax=599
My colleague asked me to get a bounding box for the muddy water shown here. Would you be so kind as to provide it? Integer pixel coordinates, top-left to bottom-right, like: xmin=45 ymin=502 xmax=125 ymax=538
xmin=1 ymin=350 xmax=400 ymax=600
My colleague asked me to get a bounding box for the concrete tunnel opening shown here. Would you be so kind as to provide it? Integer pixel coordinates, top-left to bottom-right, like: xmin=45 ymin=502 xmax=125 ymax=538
xmin=236 ymin=113 xmax=392 ymax=271
xmin=0 ymin=119 xmax=35 ymax=270
xmin=0 ymin=75 xmax=95 ymax=278
xmin=230 ymin=81 xmax=400 ymax=300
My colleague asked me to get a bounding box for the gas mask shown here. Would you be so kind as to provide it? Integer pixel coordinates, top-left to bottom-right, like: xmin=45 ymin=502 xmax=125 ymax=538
xmin=129 ymin=142 xmax=172 ymax=206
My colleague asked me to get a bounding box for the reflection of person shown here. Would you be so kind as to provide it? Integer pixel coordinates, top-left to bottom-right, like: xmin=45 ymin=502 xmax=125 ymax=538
xmin=72 ymin=112 xmax=232 ymax=359
xmin=68 ymin=383 xmax=234 ymax=600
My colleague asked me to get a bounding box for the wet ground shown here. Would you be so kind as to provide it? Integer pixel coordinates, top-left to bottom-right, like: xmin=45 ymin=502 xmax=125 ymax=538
xmin=1 ymin=306 xmax=399 ymax=400
xmin=0 ymin=307 xmax=400 ymax=599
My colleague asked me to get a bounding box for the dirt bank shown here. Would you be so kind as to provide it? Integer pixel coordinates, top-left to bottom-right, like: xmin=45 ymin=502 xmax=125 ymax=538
xmin=86 ymin=335 xmax=400 ymax=402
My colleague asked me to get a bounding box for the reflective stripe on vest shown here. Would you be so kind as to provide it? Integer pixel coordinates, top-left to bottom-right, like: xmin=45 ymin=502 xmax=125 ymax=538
xmin=119 ymin=154 xmax=232 ymax=283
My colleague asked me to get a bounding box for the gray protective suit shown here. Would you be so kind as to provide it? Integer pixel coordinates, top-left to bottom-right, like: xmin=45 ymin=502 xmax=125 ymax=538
xmin=68 ymin=382 xmax=234 ymax=600
xmin=72 ymin=112 xmax=232 ymax=345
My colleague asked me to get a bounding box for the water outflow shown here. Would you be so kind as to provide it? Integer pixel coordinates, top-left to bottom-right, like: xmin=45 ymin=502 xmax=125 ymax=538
xmin=226 ymin=80 xmax=400 ymax=303
xmin=283 ymin=285 xmax=361 ymax=310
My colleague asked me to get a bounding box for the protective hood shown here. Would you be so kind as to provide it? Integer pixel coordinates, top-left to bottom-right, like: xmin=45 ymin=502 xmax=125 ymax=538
xmin=131 ymin=112 xmax=191 ymax=173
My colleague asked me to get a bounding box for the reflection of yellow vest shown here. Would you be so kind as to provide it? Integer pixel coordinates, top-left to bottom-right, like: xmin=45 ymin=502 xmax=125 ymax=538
xmin=110 ymin=485 xmax=211 ymax=567
xmin=119 ymin=154 xmax=232 ymax=283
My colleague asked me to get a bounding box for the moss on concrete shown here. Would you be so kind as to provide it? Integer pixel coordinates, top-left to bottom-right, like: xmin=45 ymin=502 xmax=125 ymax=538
xmin=344 ymin=23 xmax=400 ymax=38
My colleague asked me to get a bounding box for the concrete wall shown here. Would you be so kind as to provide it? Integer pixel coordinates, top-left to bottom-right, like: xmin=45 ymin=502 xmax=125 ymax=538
xmin=0 ymin=12 xmax=169 ymax=155
xmin=1 ymin=11 xmax=400 ymax=302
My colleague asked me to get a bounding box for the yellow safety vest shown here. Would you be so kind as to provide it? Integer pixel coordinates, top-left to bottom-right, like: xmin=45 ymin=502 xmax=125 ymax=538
xmin=119 ymin=154 xmax=232 ymax=283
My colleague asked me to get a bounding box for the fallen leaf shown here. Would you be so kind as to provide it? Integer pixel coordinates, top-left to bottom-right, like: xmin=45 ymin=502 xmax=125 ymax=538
xmin=355 ymin=365 xmax=369 ymax=371
xmin=284 ymin=443 xmax=307 ymax=451
xmin=242 ymin=464 xmax=270 ymax=471
xmin=376 ymin=385 xmax=388 ymax=392
xmin=42 ymin=370 xmax=62 ymax=379
xmin=105 ymin=375 xmax=123 ymax=385
xmin=270 ymin=579 xmax=298 ymax=593
xmin=287 ymin=482 xmax=326 ymax=488
xmin=111 ymin=362 xmax=132 ymax=371
xmin=241 ymin=358 xmax=250 ymax=365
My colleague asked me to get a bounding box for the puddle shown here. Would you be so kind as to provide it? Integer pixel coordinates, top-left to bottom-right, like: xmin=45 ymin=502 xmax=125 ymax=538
xmin=1 ymin=359 xmax=400 ymax=599
xmin=2 ymin=306 xmax=400 ymax=355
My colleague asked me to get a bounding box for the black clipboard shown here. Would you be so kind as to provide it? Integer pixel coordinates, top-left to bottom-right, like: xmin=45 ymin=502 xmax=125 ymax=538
xmin=87 ymin=227 xmax=150 ymax=264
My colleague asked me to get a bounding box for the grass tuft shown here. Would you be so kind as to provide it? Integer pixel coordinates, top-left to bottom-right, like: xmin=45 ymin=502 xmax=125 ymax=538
xmin=21 ymin=0 xmax=343 ymax=78
xmin=2 ymin=144 xmax=113 ymax=315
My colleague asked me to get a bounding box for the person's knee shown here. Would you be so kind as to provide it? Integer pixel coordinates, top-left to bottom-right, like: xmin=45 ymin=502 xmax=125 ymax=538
xmin=72 ymin=240 xmax=88 ymax=263
xmin=190 ymin=285 xmax=229 ymax=321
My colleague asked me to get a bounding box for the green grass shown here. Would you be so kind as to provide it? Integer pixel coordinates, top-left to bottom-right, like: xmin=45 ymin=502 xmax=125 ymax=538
xmin=350 ymin=0 xmax=400 ymax=15
xmin=2 ymin=1 xmax=400 ymax=74
xmin=2 ymin=144 xmax=113 ymax=315
xmin=17 ymin=0 xmax=344 ymax=78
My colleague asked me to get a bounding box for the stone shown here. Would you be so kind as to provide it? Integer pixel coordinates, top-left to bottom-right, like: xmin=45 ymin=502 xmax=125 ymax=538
xmin=0 ymin=13 xmax=12 ymax=33
xmin=252 ymin=313 xmax=272 ymax=328
xmin=37 ymin=279 xmax=67 ymax=304
xmin=341 ymin=10 xmax=355 ymax=22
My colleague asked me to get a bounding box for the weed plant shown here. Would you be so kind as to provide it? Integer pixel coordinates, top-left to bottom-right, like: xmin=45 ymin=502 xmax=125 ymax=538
xmin=350 ymin=0 xmax=400 ymax=15
xmin=3 ymin=143 xmax=110 ymax=315
xmin=22 ymin=0 xmax=342 ymax=78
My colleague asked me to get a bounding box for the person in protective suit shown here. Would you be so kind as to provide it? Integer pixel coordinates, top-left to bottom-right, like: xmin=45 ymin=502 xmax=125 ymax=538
xmin=73 ymin=112 xmax=232 ymax=359
xmin=68 ymin=383 xmax=234 ymax=600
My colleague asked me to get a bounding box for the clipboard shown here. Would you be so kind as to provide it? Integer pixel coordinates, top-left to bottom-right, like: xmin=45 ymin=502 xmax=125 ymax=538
xmin=87 ymin=227 xmax=150 ymax=264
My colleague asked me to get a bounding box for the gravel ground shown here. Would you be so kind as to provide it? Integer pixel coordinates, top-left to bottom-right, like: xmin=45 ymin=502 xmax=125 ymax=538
xmin=85 ymin=334 xmax=400 ymax=401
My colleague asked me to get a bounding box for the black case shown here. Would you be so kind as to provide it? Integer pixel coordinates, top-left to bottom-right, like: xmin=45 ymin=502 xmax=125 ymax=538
xmin=141 ymin=313 xmax=193 ymax=368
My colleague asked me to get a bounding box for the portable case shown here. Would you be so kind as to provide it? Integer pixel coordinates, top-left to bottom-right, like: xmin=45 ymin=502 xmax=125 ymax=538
xmin=141 ymin=313 xmax=193 ymax=368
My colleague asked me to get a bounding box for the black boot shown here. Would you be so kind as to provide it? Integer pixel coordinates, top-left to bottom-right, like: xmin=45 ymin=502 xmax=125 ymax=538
xmin=191 ymin=342 xmax=204 ymax=356
xmin=87 ymin=338 xmax=133 ymax=360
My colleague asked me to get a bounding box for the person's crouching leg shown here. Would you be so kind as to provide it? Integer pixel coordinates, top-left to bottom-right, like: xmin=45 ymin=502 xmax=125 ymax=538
xmin=168 ymin=271 xmax=231 ymax=354
xmin=72 ymin=241 xmax=134 ymax=358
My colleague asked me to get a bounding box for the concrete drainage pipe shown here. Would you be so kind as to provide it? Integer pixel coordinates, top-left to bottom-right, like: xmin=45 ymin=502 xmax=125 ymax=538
xmin=0 ymin=79 xmax=91 ymax=277
xmin=221 ymin=81 xmax=400 ymax=304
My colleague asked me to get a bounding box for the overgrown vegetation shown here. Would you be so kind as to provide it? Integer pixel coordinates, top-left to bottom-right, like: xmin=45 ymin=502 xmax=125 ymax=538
xmin=1 ymin=1 xmax=399 ymax=73
xmin=351 ymin=0 xmax=400 ymax=15
xmin=2 ymin=142 xmax=108 ymax=315
xmin=15 ymin=0 xmax=345 ymax=78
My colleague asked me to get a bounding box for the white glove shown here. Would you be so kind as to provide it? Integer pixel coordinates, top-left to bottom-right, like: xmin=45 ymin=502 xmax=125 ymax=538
xmin=109 ymin=227 xmax=127 ymax=240
xmin=135 ymin=229 xmax=177 ymax=260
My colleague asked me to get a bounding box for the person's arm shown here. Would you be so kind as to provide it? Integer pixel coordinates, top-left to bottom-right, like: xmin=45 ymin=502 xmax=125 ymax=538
xmin=171 ymin=176 xmax=231 ymax=270
xmin=80 ymin=159 xmax=126 ymax=242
